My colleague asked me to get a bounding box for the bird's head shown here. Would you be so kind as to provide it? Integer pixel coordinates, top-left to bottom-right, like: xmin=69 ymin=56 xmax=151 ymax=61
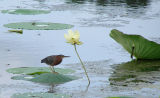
xmin=58 ymin=54 xmax=70 ymax=58
xmin=41 ymin=58 xmax=47 ymax=63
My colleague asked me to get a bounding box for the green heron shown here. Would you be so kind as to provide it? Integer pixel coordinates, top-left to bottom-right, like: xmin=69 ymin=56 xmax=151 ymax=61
xmin=41 ymin=55 xmax=70 ymax=73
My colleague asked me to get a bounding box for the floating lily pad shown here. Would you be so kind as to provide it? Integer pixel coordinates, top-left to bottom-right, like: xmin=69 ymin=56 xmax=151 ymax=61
xmin=11 ymin=92 xmax=71 ymax=98
xmin=2 ymin=9 xmax=50 ymax=15
xmin=4 ymin=22 xmax=74 ymax=30
xmin=6 ymin=67 xmax=75 ymax=75
xmin=110 ymin=29 xmax=160 ymax=59
xmin=11 ymin=75 xmax=34 ymax=81
xmin=30 ymin=73 xmax=78 ymax=84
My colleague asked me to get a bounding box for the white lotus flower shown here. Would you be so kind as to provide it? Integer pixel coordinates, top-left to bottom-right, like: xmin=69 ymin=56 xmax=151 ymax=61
xmin=64 ymin=30 xmax=83 ymax=45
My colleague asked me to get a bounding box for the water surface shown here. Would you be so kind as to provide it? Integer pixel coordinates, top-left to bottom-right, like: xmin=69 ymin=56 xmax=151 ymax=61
xmin=0 ymin=0 xmax=160 ymax=98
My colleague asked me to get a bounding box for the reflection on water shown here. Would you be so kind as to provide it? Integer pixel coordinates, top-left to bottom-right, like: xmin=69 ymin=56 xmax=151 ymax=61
xmin=109 ymin=60 xmax=160 ymax=87
xmin=30 ymin=0 xmax=153 ymax=27
xmin=66 ymin=0 xmax=149 ymax=7
xmin=65 ymin=0 xmax=150 ymax=27
xmin=125 ymin=0 xmax=149 ymax=8
xmin=34 ymin=0 xmax=46 ymax=2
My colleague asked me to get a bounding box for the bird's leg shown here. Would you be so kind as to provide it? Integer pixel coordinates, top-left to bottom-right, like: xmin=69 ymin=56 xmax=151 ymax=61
xmin=49 ymin=66 xmax=55 ymax=73
xmin=50 ymin=66 xmax=58 ymax=74
xmin=51 ymin=66 xmax=55 ymax=72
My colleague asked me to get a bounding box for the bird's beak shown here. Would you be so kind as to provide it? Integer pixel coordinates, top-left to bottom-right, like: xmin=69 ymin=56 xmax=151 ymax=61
xmin=63 ymin=56 xmax=70 ymax=58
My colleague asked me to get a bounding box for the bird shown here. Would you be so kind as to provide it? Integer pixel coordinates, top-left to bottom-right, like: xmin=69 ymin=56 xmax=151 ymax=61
xmin=41 ymin=55 xmax=70 ymax=73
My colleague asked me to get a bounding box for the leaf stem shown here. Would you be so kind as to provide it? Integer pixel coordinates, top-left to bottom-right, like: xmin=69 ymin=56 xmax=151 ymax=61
xmin=131 ymin=44 xmax=135 ymax=60
xmin=74 ymin=44 xmax=90 ymax=85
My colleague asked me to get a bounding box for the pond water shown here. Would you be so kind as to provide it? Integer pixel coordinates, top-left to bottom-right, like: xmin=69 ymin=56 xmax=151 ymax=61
xmin=0 ymin=0 xmax=160 ymax=98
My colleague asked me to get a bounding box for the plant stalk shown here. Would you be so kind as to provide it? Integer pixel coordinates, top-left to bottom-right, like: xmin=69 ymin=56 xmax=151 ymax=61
xmin=74 ymin=44 xmax=90 ymax=85
xmin=131 ymin=45 xmax=135 ymax=59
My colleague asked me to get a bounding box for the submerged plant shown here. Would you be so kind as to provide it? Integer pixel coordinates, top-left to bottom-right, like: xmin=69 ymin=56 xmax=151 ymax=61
xmin=64 ymin=30 xmax=90 ymax=84
xmin=8 ymin=29 xmax=23 ymax=34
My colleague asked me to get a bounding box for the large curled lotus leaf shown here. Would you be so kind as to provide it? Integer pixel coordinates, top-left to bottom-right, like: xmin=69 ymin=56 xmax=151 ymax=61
xmin=4 ymin=22 xmax=74 ymax=30
xmin=30 ymin=73 xmax=78 ymax=84
xmin=11 ymin=92 xmax=71 ymax=98
xmin=110 ymin=29 xmax=160 ymax=59
xmin=6 ymin=67 xmax=75 ymax=75
xmin=1 ymin=9 xmax=50 ymax=15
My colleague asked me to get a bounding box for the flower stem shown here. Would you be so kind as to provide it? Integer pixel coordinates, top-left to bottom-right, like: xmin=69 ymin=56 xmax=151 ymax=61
xmin=74 ymin=44 xmax=90 ymax=85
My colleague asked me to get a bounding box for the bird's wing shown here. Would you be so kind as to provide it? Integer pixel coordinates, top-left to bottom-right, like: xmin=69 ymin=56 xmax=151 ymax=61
xmin=51 ymin=55 xmax=58 ymax=63
xmin=45 ymin=55 xmax=55 ymax=65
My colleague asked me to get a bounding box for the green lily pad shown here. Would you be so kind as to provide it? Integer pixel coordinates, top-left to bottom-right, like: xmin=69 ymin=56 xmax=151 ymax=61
xmin=11 ymin=75 xmax=34 ymax=81
xmin=30 ymin=73 xmax=78 ymax=84
xmin=6 ymin=67 xmax=75 ymax=75
xmin=1 ymin=9 xmax=50 ymax=15
xmin=110 ymin=29 xmax=160 ymax=59
xmin=4 ymin=22 xmax=74 ymax=30
xmin=11 ymin=92 xmax=71 ymax=98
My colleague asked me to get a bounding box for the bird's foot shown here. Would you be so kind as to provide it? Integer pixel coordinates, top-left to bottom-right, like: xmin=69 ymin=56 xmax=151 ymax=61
xmin=51 ymin=71 xmax=59 ymax=74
